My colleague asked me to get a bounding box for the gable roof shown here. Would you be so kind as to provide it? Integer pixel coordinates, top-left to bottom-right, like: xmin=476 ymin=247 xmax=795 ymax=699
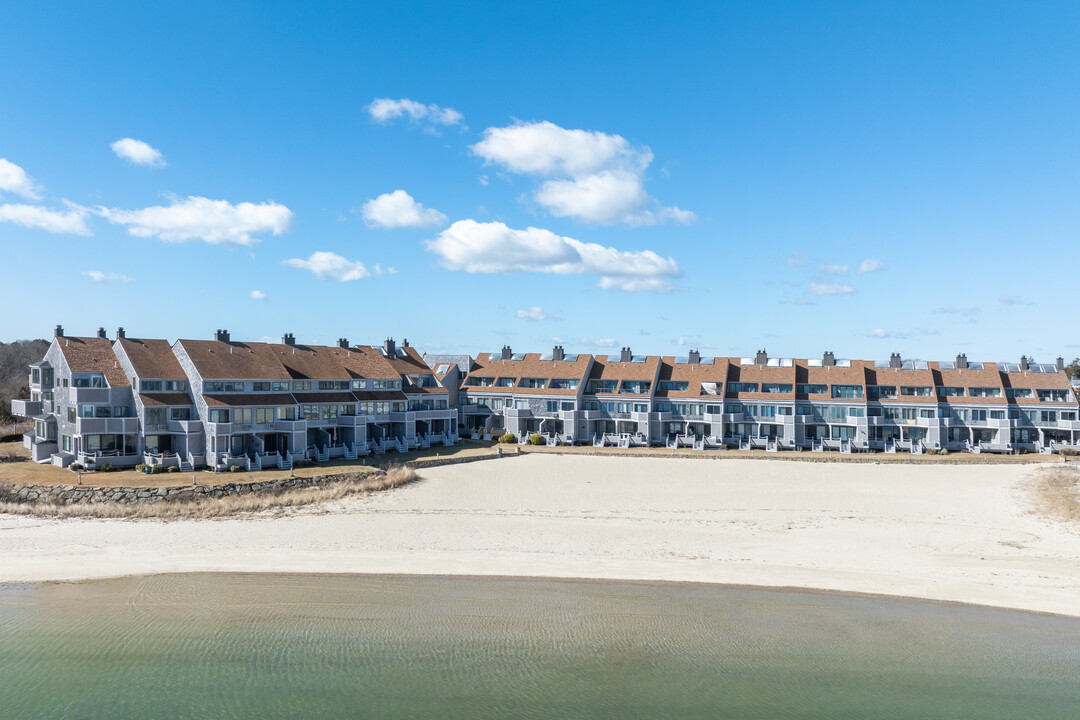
xmin=56 ymin=336 xmax=129 ymax=387
xmin=117 ymin=337 xmax=185 ymax=379
xmin=178 ymin=339 xmax=294 ymax=380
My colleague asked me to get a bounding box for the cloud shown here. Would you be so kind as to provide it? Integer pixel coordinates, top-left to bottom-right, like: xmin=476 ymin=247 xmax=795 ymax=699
xmin=0 ymin=159 xmax=42 ymax=200
xmin=366 ymin=98 xmax=463 ymax=130
xmin=283 ymin=251 xmax=371 ymax=282
xmin=360 ymin=190 xmax=446 ymax=229
xmin=595 ymin=338 xmax=618 ymax=348
xmin=857 ymin=258 xmax=885 ymax=273
xmin=82 ymin=270 xmax=133 ymax=283
xmin=999 ymin=294 xmax=1033 ymax=306
xmin=919 ymin=328 xmax=941 ymax=336
xmin=98 ymin=195 xmax=292 ymax=245
xmin=819 ymin=264 xmax=849 ymax=275
xmin=515 ymin=306 xmax=555 ymax=322
xmin=0 ymin=202 xmax=91 ymax=235
xmin=786 ymin=253 xmax=807 ymax=267
xmin=469 ymin=120 xmax=692 ymax=225
xmin=870 ymin=328 xmax=909 ymax=339
xmin=425 ymin=219 xmax=682 ymax=292
xmin=249 ymin=289 xmax=268 ymax=301
xmin=808 ymin=282 xmax=855 ymax=296
xmin=937 ymin=306 xmax=980 ymax=317
xmin=110 ymin=138 xmax=166 ymax=167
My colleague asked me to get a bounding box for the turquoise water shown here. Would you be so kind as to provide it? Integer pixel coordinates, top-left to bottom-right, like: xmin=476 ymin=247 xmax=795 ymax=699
xmin=1 ymin=574 xmax=1078 ymax=719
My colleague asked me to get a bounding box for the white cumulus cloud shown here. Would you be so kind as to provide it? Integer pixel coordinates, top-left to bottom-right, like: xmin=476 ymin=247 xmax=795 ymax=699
xmin=0 ymin=202 xmax=91 ymax=235
xmin=808 ymin=282 xmax=856 ymax=296
xmin=98 ymin=195 xmax=292 ymax=245
xmin=249 ymin=290 xmax=267 ymax=301
xmin=469 ymin=120 xmax=693 ymax=226
xmin=516 ymin=306 xmax=553 ymax=322
xmin=361 ymin=190 xmax=447 ymax=229
xmin=110 ymin=138 xmax=166 ymax=167
xmin=425 ymin=219 xmax=682 ymax=292
xmin=870 ymin=328 xmax=908 ymax=339
xmin=366 ymin=98 xmax=463 ymax=129
xmin=0 ymin=159 xmax=42 ymax=200
xmin=820 ymin=264 xmax=849 ymax=275
xmin=283 ymin=251 xmax=371 ymax=282
xmin=857 ymin=258 xmax=885 ymax=273
xmin=82 ymin=270 xmax=133 ymax=283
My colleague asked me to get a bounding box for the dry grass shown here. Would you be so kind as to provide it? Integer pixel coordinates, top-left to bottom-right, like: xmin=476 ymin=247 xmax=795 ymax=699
xmin=0 ymin=463 xmax=420 ymax=521
xmin=1028 ymin=465 xmax=1080 ymax=525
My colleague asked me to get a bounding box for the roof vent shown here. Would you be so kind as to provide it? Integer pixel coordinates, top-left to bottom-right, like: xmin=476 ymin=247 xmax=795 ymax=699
xmin=823 ymin=351 xmax=835 ymax=367
xmin=337 ymin=338 xmax=349 ymax=349
xmin=116 ymin=327 xmax=125 ymax=340
xmin=282 ymin=332 xmax=295 ymax=346
xmin=384 ymin=337 xmax=397 ymax=356
xmin=1020 ymin=355 xmax=1029 ymax=371
xmin=96 ymin=327 xmax=107 ymax=339
xmin=889 ymin=352 xmax=902 ymax=369
xmin=214 ymin=329 xmax=230 ymax=343
xmin=500 ymin=345 xmax=512 ymax=360
xmin=688 ymin=349 xmax=701 ymax=364
xmin=956 ymin=353 xmax=968 ymax=370
xmin=755 ymin=349 xmax=768 ymax=365
xmin=552 ymin=345 xmax=565 ymax=362
xmin=54 ymin=325 xmax=64 ymax=338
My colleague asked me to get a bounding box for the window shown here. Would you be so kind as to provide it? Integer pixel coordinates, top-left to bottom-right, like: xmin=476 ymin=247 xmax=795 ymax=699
xmin=170 ymin=408 xmax=191 ymax=421
xmin=435 ymin=400 xmax=447 ymax=410
xmin=761 ymin=383 xmax=793 ymax=394
xmin=80 ymin=404 xmax=95 ymax=418
xmin=588 ymin=379 xmax=618 ymax=393
xmin=340 ymin=404 xmax=356 ymax=416
xmin=113 ymin=406 xmax=131 ymax=417
xmin=901 ymin=408 xmax=917 ymax=421
xmin=519 ymin=378 xmax=548 ymax=389
xmin=351 ymin=379 xmax=366 ymax=390
xmin=778 ymin=406 xmax=793 ymax=416
xmin=495 ymin=378 xmax=516 ymax=387
xmin=634 ymin=403 xmax=648 ymax=413
xmin=938 ymin=387 xmax=965 ymax=397
xmin=302 ymin=405 xmax=318 ymax=420
xmin=728 ymin=382 xmax=758 ymax=393
xmin=1023 ymin=410 xmax=1037 ymax=422
xmin=209 ymin=409 xmax=230 ymax=423
xmin=849 ymin=407 xmax=864 ymax=418
xmin=831 ymin=385 xmax=863 ymax=399
xmin=465 ymin=377 xmax=494 ymax=387
xmin=145 ymin=408 xmax=166 ymax=425
xmin=256 ymin=408 xmax=274 ymax=424
xmin=392 ymin=402 xmax=406 ymax=412
xmin=655 ymin=403 xmax=670 ymax=412
xmin=95 ymin=406 xmax=111 ymax=418
xmin=279 ymin=406 xmax=296 ymax=420
xmin=1062 ymin=411 xmax=1076 ymax=421
xmin=204 ymin=382 xmax=223 ymax=393
xmin=234 ymin=408 xmax=253 ymax=424
xmin=166 ymin=380 xmax=186 ymax=392
xmin=867 ymin=407 xmax=881 ymax=416
xmin=621 ymin=381 xmax=651 ymax=394
xmin=617 ymin=402 xmax=634 ymax=414
xmin=546 ymin=401 xmax=559 ymax=413
xmin=373 ymin=380 xmax=401 ymax=390
xmin=62 ymin=435 xmax=71 ymax=452
xmin=549 ymin=379 xmax=580 ymax=390
xmin=319 ymin=381 xmax=350 ymax=390
xmin=515 ymin=400 xmax=530 ymax=410
xmin=659 ymin=381 xmax=688 ymax=392
xmin=294 ymin=381 xmax=312 ymax=391
xmin=972 ymin=409 xmax=987 ymax=422
xmin=759 ymin=405 xmax=776 ymax=418
xmin=31 ymin=368 xmax=40 ymax=384
xmin=901 ymin=386 xmax=933 ymax=397
xmin=885 ymin=408 xmax=902 ymax=420
xmin=990 ymin=410 xmax=1005 ymax=420
xmin=968 ymin=387 xmax=1001 ymax=398
xmin=920 ymin=409 xmax=935 ymax=419
xmin=796 ymin=384 xmax=827 ymax=395
xmin=140 ymin=380 xmax=162 ymax=392
xmin=1041 ymin=411 xmax=1057 ymax=423
xmin=796 ymin=405 xmax=812 ymax=416
xmin=1005 ymin=388 xmax=1033 ymax=399
xmin=67 ymin=406 xmax=75 ymax=422
xmin=601 ymin=402 xmax=616 ymax=413
xmin=827 ymin=406 xmax=846 ymax=420
xmin=1038 ymin=389 xmax=1069 ymax=402
xmin=867 ymin=386 xmax=897 ymax=400
xmin=252 ymin=382 xmax=271 ymax=391
xmin=72 ymin=377 xmax=91 ymax=388
xmin=562 ymin=401 xmax=576 ymax=411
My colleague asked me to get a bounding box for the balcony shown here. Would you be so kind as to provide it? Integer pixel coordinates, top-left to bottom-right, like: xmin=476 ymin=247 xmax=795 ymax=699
xmin=10 ymin=399 xmax=42 ymax=418
xmin=274 ymin=419 xmax=307 ymax=432
xmin=75 ymin=417 xmax=140 ymax=435
xmin=168 ymin=419 xmax=204 ymax=434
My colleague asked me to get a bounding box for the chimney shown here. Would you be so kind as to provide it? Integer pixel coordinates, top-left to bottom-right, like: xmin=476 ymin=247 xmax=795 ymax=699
xmin=381 ymin=337 xmax=396 ymax=356
xmin=956 ymin=353 xmax=968 ymax=370
xmin=1056 ymin=356 xmax=1065 ymax=372
xmin=96 ymin=327 xmax=107 ymax=339
xmin=337 ymin=338 xmax=349 ymax=349
xmin=1020 ymin=355 xmax=1029 ymax=371
xmin=500 ymin=345 xmax=512 ymax=360
xmin=889 ymin=352 xmax=902 ymax=369
xmin=823 ymin=351 xmax=836 ymax=367
xmin=214 ymin=329 xmax=230 ymax=343
xmin=620 ymin=347 xmax=633 ymax=363
xmin=688 ymin=349 xmax=701 ymax=364
xmin=116 ymin=327 xmax=125 ymax=340
xmin=54 ymin=325 xmax=64 ymax=338
xmin=281 ymin=332 xmax=295 ymax=346
xmin=552 ymin=345 xmax=565 ymax=362
xmin=755 ymin=349 xmax=768 ymax=365
xmin=402 ymin=338 xmax=409 ymax=348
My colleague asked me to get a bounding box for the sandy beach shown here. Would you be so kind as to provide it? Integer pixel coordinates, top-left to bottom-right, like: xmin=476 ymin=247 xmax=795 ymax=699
xmin=2 ymin=454 xmax=1079 ymax=616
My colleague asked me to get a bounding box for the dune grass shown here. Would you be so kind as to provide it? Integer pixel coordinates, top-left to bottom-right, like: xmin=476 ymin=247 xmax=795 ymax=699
xmin=1029 ymin=465 xmax=1080 ymax=525
xmin=0 ymin=464 xmax=419 ymax=521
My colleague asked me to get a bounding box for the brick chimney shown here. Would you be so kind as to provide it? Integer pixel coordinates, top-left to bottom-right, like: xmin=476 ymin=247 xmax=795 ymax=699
xmin=500 ymin=345 xmax=512 ymax=360
xmin=96 ymin=327 xmax=107 ymax=339
xmin=552 ymin=345 xmax=565 ymax=361
xmin=115 ymin=327 xmax=126 ymax=340
xmin=755 ymin=349 xmax=768 ymax=365
xmin=889 ymin=352 xmax=902 ymax=369
xmin=384 ymin=337 xmax=396 ymax=356
xmin=1056 ymin=356 xmax=1065 ymax=372
xmin=823 ymin=351 xmax=835 ymax=367
xmin=956 ymin=353 xmax=968 ymax=369
xmin=337 ymin=338 xmax=349 ymax=349
xmin=402 ymin=338 xmax=410 ymax=348
xmin=620 ymin=347 xmax=633 ymax=363
xmin=54 ymin=325 xmax=64 ymax=338
xmin=1020 ymin=355 xmax=1029 ymax=371
xmin=688 ymin=349 xmax=701 ymax=364
xmin=214 ymin=329 xmax=230 ymax=343
xmin=281 ymin=332 xmax=295 ymax=346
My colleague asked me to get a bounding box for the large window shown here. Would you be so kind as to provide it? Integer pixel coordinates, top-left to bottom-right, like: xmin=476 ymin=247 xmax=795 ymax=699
xmin=659 ymin=381 xmax=687 ymax=392
xmin=373 ymin=380 xmax=401 ymax=390
xmin=762 ymin=383 xmax=793 ymax=394
xmin=937 ymin=387 xmax=965 ymax=397
xmin=234 ymin=408 xmax=253 ymax=425
xmin=831 ymin=385 xmax=863 ymax=399
xmin=145 ymin=408 xmax=166 ymax=425
xmin=170 ymin=408 xmax=191 ymax=421
xmin=728 ymin=382 xmax=758 ymax=393
xmin=867 ymin=386 xmax=897 ymax=400
xmin=256 ymin=408 xmax=274 ymax=424
xmin=1038 ymin=389 xmax=1069 ymax=402
xmin=1005 ymin=388 xmax=1033 ymax=399
xmin=588 ymin=379 xmax=618 ymax=393
xmin=205 ymin=381 xmax=244 ymax=393
xmin=294 ymin=381 xmax=312 ymax=391
xmin=140 ymin=380 xmax=162 ymax=392
xmin=796 ymin=384 xmax=827 ymax=395
xmin=209 ymin=409 xmax=230 ymax=423
xmin=968 ymin=387 xmax=1001 ymax=398
xmin=319 ymin=381 xmax=350 ymax=390
xmin=519 ymin=378 xmax=548 ymax=389
xmin=621 ymin=381 xmax=652 ymax=394
xmin=900 ymin=386 xmax=933 ymax=397
xmin=549 ymin=379 xmax=579 ymax=390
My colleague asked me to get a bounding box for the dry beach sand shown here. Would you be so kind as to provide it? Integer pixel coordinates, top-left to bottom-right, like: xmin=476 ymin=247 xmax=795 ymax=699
xmin=2 ymin=454 xmax=1079 ymax=616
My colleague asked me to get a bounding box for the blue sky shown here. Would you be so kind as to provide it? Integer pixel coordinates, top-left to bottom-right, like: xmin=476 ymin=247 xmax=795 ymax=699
xmin=2 ymin=2 xmax=1078 ymax=362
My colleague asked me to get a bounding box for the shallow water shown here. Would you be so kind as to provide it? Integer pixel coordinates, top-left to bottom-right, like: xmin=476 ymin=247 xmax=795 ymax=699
xmin=1 ymin=574 xmax=1078 ymax=719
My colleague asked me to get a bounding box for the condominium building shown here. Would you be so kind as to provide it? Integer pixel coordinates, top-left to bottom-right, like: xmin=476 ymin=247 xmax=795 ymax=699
xmin=441 ymin=346 xmax=1080 ymax=455
xmin=14 ymin=327 xmax=455 ymax=470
